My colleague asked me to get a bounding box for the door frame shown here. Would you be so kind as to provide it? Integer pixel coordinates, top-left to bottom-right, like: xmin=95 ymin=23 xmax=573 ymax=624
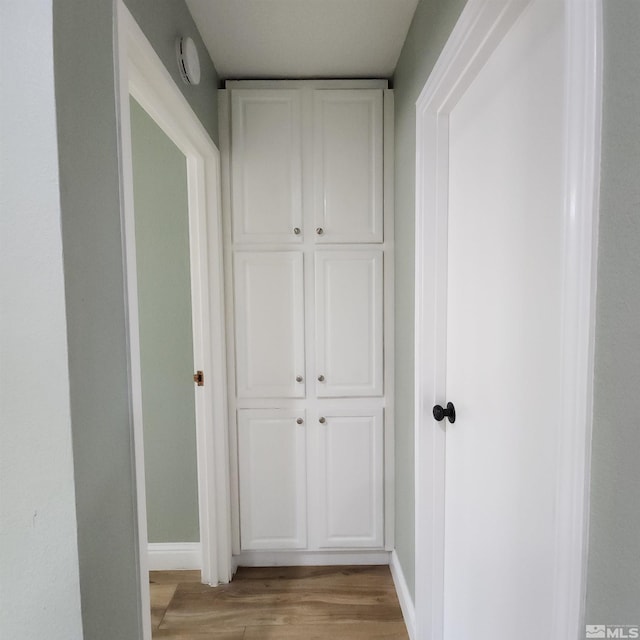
xmin=413 ymin=1 xmax=602 ymax=638
xmin=115 ymin=4 xmax=232 ymax=637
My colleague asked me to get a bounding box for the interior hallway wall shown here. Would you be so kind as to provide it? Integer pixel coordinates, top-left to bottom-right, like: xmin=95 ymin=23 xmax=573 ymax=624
xmin=130 ymin=98 xmax=200 ymax=545
xmin=52 ymin=1 xmax=219 ymax=637
xmin=0 ymin=2 xmax=83 ymax=638
xmin=586 ymin=0 xmax=640 ymax=626
xmin=391 ymin=0 xmax=467 ymax=600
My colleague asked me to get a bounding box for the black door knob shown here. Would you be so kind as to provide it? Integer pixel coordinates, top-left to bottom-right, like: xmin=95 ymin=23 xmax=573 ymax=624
xmin=433 ymin=402 xmax=456 ymax=424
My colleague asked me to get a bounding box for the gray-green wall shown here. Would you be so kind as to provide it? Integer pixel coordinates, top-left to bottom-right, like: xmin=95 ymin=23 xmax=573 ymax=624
xmin=54 ymin=2 xmax=141 ymax=636
xmin=52 ymin=1 xmax=218 ymax=637
xmin=125 ymin=0 xmax=220 ymax=142
xmin=585 ymin=0 xmax=640 ymax=626
xmin=130 ymin=98 xmax=200 ymax=544
xmin=391 ymin=0 xmax=467 ymax=600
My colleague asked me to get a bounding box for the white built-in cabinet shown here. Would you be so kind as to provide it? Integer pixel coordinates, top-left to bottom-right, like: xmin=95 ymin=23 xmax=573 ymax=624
xmin=233 ymin=251 xmax=306 ymax=399
xmin=316 ymin=408 xmax=384 ymax=548
xmin=313 ymin=91 xmax=383 ymax=243
xmin=221 ymin=80 xmax=393 ymax=559
xmin=237 ymin=409 xmax=307 ymax=549
xmin=315 ymin=249 xmax=383 ymax=398
xmin=231 ymin=90 xmax=303 ymax=243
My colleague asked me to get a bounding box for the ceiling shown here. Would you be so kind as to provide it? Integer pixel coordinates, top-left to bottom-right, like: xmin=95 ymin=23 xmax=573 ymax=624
xmin=185 ymin=0 xmax=419 ymax=80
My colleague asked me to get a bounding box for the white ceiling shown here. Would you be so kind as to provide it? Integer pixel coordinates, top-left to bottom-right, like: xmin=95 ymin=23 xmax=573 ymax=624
xmin=185 ymin=0 xmax=419 ymax=80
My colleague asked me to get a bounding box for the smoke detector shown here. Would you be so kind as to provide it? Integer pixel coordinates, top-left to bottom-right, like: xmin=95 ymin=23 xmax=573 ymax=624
xmin=176 ymin=37 xmax=201 ymax=86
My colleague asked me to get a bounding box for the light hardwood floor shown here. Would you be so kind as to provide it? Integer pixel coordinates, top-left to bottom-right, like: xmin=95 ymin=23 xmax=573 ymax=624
xmin=150 ymin=566 xmax=409 ymax=639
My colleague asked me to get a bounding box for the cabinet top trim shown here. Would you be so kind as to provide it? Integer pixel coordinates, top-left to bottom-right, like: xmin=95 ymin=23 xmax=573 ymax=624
xmin=225 ymin=79 xmax=389 ymax=90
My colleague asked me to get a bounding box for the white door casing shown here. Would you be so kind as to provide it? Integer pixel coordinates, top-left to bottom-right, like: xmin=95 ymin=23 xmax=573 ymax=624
xmin=315 ymin=249 xmax=383 ymax=398
xmin=116 ymin=3 xmax=233 ymax=638
xmin=313 ymin=90 xmax=383 ymax=243
xmin=414 ymin=1 xmax=602 ymax=639
xmin=231 ymin=90 xmax=303 ymax=243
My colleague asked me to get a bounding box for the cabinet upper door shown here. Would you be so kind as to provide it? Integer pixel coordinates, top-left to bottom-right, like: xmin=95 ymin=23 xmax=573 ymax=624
xmin=231 ymin=90 xmax=303 ymax=243
xmin=315 ymin=250 xmax=383 ymax=397
xmin=234 ymin=251 xmax=305 ymax=398
xmin=238 ymin=409 xmax=307 ymax=550
xmin=315 ymin=408 xmax=384 ymax=548
xmin=312 ymin=90 xmax=383 ymax=243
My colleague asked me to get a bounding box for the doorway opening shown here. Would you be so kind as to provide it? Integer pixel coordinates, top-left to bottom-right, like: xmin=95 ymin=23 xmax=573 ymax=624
xmin=129 ymin=96 xmax=201 ymax=570
xmin=116 ymin=4 xmax=232 ymax=639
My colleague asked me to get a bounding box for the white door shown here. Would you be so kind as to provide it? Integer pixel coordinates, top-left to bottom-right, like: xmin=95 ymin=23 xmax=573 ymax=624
xmin=315 ymin=250 xmax=383 ymax=397
xmin=423 ymin=1 xmax=574 ymax=639
xmin=312 ymin=90 xmax=383 ymax=243
xmin=237 ymin=409 xmax=307 ymax=550
xmin=315 ymin=407 xmax=384 ymax=548
xmin=231 ymin=90 xmax=303 ymax=243
xmin=234 ymin=251 xmax=305 ymax=398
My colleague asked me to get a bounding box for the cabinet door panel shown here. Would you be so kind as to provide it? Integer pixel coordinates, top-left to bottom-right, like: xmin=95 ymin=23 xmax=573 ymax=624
xmin=316 ymin=409 xmax=383 ymax=548
xmin=238 ymin=410 xmax=307 ymax=550
xmin=231 ymin=90 xmax=302 ymax=243
xmin=315 ymin=250 xmax=383 ymax=397
xmin=234 ymin=252 xmax=305 ymax=398
xmin=313 ymin=90 xmax=383 ymax=243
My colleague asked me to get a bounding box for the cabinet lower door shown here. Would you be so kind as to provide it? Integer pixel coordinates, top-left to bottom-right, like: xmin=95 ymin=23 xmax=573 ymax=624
xmin=234 ymin=251 xmax=305 ymax=398
xmin=315 ymin=250 xmax=383 ymax=397
xmin=316 ymin=408 xmax=383 ymax=548
xmin=238 ymin=409 xmax=307 ymax=550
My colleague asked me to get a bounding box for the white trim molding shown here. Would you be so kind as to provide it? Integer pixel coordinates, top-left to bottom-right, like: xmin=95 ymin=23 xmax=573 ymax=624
xmin=551 ymin=1 xmax=603 ymax=636
xmin=115 ymin=7 xmax=232 ymax=640
xmin=413 ymin=1 xmax=602 ymax=639
xmin=390 ymin=550 xmax=416 ymax=640
xmin=147 ymin=543 xmax=202 ymax=571
xmin=236 ymin=550 xmax=391 ymax=567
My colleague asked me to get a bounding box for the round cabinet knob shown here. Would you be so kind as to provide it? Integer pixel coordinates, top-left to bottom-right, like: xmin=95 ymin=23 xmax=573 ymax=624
xmin=319 ymin=417 xmax=326 ymax=424
xmin=316 ymin=227 xmax=324 ymax=235
xmin=295 ymin=375 xmax=303 ymax=383
xmin=317 ymin=375 xmax=325 ymax=382
xmin=296 ymin=418 xmax=304 ymax=425
xmin=432 ymin=402 xmax=456 ymax=424
xmin=293 ymin=227 xmax=301 ymax=235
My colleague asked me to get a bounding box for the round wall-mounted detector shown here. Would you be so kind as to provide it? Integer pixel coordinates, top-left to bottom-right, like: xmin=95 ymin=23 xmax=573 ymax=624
xmin=176 ymin=37 xmax=201 ymax=86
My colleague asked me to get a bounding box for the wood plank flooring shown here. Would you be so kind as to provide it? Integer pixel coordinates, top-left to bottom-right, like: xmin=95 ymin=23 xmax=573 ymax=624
xmin=150 ymin=566 xmax=408 ymax=639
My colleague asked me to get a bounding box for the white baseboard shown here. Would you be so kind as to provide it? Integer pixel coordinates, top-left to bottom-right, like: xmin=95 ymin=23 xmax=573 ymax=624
xmin=236 ymin=549 xmax=391 ymax=567
xmin=147 ymin=542 xmax=202 ymax=571
xmin=390 ymin=550 xmax=416 ymax=640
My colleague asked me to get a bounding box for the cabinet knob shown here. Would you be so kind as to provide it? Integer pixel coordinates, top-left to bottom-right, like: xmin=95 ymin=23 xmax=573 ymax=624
xmin=317 ymin=374 xmax=325 ymax=382
xmin=296 ymin=417 xmax=304 ymax=425
xmin=319 ymin=417 xmax=326 ymax=424
xmin=293 ymin=227 xmax=301 ymax=235
xmin=295 ymin=375 xmax=303 ymax=383
xmin=316 ymin=227 xmax=324 ymax=235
